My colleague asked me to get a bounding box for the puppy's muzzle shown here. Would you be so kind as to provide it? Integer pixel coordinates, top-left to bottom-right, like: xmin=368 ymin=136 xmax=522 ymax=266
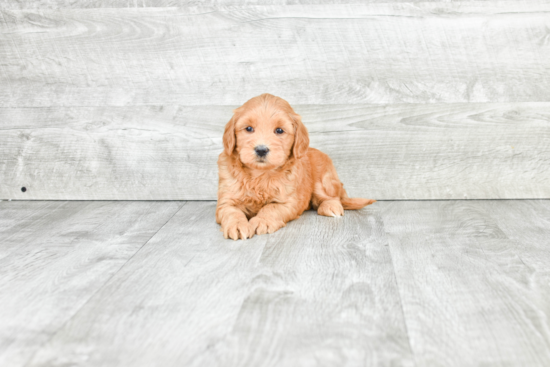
xmin=254 ymin=145 xmax=270 ymax=158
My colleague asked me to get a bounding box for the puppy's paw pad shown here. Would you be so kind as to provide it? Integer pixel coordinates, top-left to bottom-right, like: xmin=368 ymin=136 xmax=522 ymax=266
xmin=318 ymin=200 xmax=344 ymax=217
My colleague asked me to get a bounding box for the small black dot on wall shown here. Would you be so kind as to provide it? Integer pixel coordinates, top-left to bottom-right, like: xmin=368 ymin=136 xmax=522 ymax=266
xmin=21 ymin=187 xmax=27 ymax=193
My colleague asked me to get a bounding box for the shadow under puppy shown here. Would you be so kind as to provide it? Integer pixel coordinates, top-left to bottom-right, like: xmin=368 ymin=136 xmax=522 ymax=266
xmin=216 ymin=93 xmax=376 ymax=240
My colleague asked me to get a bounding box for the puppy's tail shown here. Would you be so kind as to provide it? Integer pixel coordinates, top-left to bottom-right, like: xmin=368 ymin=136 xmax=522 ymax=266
xmin=341 ymin=197 xmax=376 ymax=210
xmin=340 ymin=185 xmax=376 ymax=210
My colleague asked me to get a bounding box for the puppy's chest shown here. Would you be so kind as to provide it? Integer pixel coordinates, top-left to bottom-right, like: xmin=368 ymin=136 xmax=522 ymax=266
xmin=240 ymin=175 xmax=293 ymax=208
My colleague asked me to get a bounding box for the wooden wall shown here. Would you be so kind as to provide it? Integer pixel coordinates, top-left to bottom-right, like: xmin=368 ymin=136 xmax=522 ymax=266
xmin=1 ymin=1 xmax=549 ymax=200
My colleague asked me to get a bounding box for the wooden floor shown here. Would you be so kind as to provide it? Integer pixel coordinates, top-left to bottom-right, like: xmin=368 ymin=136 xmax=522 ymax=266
xmin=1 ymin=200 xmax=549 ymax=366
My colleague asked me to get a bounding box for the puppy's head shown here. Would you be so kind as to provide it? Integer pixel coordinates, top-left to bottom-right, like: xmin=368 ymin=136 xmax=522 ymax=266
xmin=223 ymin=94 xmax=309 ymax=170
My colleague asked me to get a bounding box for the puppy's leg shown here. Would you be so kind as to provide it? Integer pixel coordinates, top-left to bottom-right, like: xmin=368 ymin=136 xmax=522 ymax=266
xmin=312 ymin=157 xmax=375 ymax=217
xmin=216 ymin=205 xmax=254 ymax=241
xmin=312 ymin=165 xmax=346 ymax=217
xmin=249 ymin=203 xmax=297 ymax=235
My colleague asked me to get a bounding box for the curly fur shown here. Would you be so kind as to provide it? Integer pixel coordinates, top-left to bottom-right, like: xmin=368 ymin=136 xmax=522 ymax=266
xmin=216 ymin=93 xmax=375 ymax=240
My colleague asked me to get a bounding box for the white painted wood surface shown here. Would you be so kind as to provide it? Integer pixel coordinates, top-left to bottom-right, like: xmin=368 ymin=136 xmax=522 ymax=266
xmin=0 ymin=200 xmax=183 ymax=367
xmin=2 ymin=103 xmax=549 ymax=200
xmin=2 ymin=200 xmax=549 ymax=366
xmin=1 ymin=2 xmax=550 ymax=106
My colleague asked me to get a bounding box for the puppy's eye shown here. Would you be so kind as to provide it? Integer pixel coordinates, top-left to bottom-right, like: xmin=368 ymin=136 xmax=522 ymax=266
xmin=245 ymin=126 xmax=254 ymax=132
xmin=275 ymin=128 xmax=284 ymax=134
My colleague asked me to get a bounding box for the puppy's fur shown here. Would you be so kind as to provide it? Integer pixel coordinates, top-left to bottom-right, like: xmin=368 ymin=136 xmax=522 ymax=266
xmin=216 ymin=93 xmax=375 ymax=240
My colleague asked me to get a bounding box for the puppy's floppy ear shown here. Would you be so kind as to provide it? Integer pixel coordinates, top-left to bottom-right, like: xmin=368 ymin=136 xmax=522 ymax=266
xmin=291 ymin=112 xmax=309 ymax=159
xmin=222 ymin=109 xmax=240 ymax=156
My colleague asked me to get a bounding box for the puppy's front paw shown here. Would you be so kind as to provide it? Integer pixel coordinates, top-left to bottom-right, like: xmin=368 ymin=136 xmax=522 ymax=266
xmin=249 ymin=216 xmax=285 ymax=235
xmin=222 ymin=220 xmax=253 ymax=241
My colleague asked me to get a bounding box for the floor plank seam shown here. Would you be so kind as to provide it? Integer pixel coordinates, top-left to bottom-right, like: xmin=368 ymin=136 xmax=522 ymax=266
xmin=379 ymin=212 xmax=418 ymax=367
xmin=19 ymin=201 xmax=188 ymax=367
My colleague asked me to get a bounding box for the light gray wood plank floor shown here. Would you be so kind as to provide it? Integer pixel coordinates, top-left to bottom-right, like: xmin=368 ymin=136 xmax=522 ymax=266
xmin=381 ymin=201 xmax=550 ymax=366
xmin=0 ymin=201 xmax=184 ymax=367
xmin=1 ymin=200 xmax=549 ymax=366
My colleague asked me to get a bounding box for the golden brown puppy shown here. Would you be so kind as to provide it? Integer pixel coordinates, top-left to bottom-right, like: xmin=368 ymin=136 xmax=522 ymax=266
xmin=216 ymin=93 xmax=375 ymax=240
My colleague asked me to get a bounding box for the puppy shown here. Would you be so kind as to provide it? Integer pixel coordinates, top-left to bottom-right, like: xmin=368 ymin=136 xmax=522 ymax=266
xmin=216 ymin=93 xmax=375 ymax=240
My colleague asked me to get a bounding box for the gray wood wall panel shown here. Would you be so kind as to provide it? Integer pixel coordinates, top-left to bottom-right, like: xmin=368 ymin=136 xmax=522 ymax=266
xmin=1 ymin=103 xmax=549 ymax=200
xmin=2 ymin=2 xmax=550 ymax=106
xmin=0 ymin=200 xmax=183 ymax=367
xmin=379 ymin=200 xmax=550 ymax=366
xmin=4 ymin=0 xmax=526 ymax=10
xmin=25 ymin=201 xmax=414 ymax=367
xmin=2 ymin=2 xmax=549 ymax=200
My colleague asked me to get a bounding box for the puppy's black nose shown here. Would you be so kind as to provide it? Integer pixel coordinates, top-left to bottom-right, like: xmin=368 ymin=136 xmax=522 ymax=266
xmin=254 ymin=145 xmax=270 ymax=158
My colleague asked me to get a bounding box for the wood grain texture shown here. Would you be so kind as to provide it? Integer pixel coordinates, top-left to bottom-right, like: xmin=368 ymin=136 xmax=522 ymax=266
xmin=0 ymin=201 xmax=58 ymax=254
xmin=24 ymin=201 xmax=271 ymax=367
xmin=4 ymin=0 xmax=527 ymax=10
xmin=1 ymin=2 xmax=550 ymax=106
xmin=379 ymin=200 xmax=550 ymax=366
xmin=191 ymin=203 xmax=412 ymax=367
xmin=25 ymin=201 xmax=413 ymax=367
xmin=481 ymin=200 xmax=550 ymax=324
xmin=1 ymin=103 xmax=549 ymax=200
xmin=4 ymin=200 xmax=550 ymax=366
xmin=482 ymin=200 xmax=550 ymax=266
xmin=0 ymin=200 xmax=183 ymax=367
